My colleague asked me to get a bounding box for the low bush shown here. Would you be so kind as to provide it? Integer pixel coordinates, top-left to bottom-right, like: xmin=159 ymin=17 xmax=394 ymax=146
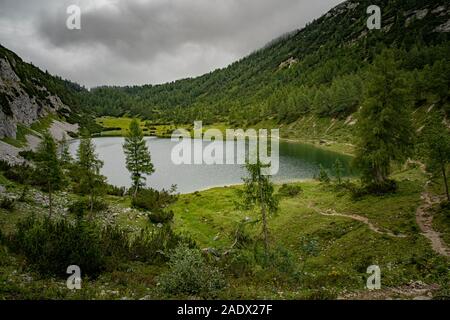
xmin=18 ymin=150 xmax=38 ymax=162
xmin=364 ymin=179 xmax=398 ymax=195
xmin=106 ymin=184 xmax=126 ymax=197
xmin=348 ymin=179 xmax=399 ymax=199
xmin=129 ymin=225 xmax=195 ymax=263
xmin=6 ymin=216 xmax=106 ymax=277
xmin=5 ymin=215 xmax=196 ymax=278
xmin=278 ymin=184 xmax=302 ymax=197
xmin=316 ymin=165 xmax=330 ymax=184
xmin=148 ymin=209 xmax=174 ymax=224
xmin=132 ymin=187 xmax=178 ymax=212
xmin=0 ymin=197 xmax=15 ymax=211
xmin=157 ymin=244 xmax=226 ymax=298
xmin=0 ymin=160 xmax=11 ymax=172
xmin=68 ymin=198 xmax=108 ymax=217
xmin=3 ymin=164 xmax=34 ymax=184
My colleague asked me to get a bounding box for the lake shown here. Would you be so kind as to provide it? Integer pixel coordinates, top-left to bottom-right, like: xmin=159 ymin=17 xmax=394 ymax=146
xmin=69 ymin=137 xmax=354 ymax=194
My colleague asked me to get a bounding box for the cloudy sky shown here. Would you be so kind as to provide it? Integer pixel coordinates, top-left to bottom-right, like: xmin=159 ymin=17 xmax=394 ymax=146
xmin=0 ymin=0 xmax=343 ymax=88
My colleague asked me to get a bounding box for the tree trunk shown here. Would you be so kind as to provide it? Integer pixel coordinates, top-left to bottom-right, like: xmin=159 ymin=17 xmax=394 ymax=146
xmin=89 ymin=192 xmax=94 ymax=220
xmin=261 ymin=201 xmax=269 ymax=256
xmin=48 ymin=182 xmax=53 ymax=218
xmin=374 ymin=165 xmax=385 ymax=185
xmin=134 ymin=181 xmax=139 ymax=198
xmin=259 ymin=174 xmax=269 ymax=257
xmin=442 ymin=163 xmax=450 ymax=202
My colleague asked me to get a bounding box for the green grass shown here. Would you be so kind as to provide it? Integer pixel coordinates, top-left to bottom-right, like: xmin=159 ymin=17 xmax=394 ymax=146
xmin=95 ymin=116 xmax=356 ymax=155
xmin=30 ymin=114 xmax=58 ymax=134
xmin=0 ymin=166 xmax=448 ymax=299
xmin=0 ymin=115 xmax=59 ymax=148
xmin=1 ymin=124 xmax=38 ymax=148
xmin=96 ymin=116 xmax=177 ymax=138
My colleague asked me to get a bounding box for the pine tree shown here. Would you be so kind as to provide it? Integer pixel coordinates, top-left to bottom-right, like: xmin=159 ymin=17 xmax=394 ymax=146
xmin=422 ymin=114 xmax=450 ymax=201
xmin=239 ymin=159 xmax=278 ymax=257
xmin=333 ymin=159 xmax=344 ymax=185
xmin=35 ymin=132 xmax=64 ymax=217
xmin=76 ymin=131 xmax=105 ymax=216
xmin=354 ymin=49 xmax=414 ymax=189
xmin=123 ymin=119 xmax=154 ymax=197
xmin=58 ymin=134 xmax=73 ymax=167
xmin=318 ymin=164 xmax=331 ymax=184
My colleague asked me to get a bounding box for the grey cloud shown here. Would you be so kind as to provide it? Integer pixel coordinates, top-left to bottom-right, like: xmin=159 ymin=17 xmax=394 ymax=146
xmin=0 ymin=0 xmax=344 ymax=87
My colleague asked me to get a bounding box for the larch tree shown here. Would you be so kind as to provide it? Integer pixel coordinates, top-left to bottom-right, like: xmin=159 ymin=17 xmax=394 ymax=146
xmin=35 ymin=132 xmax=64 ymax=217
xmin=123 ymin=119 xmax=154 ymax=197
xmin=422 ymin=113 xmax=450 ymax=201
xmin=76 ymin=131 xmax=105 ymax=216
xmin=239 ymin=159 xmax=279 ymax=257
xmin=354 ymin=49 xmax=414 ymax=189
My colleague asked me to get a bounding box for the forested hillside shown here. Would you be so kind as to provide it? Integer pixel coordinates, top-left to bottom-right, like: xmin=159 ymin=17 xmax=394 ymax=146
xmin=81 ymin=0 xmax=450 ymax=127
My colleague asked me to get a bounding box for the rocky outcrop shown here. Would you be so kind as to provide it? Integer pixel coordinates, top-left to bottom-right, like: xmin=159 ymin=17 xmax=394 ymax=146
xmin=0 ymin=48 xmax=79 ymax=163
xmin=0 ymin=56 xmax=66 ymax=139
xmin=0 ymin=140 xmax=24 ymax=165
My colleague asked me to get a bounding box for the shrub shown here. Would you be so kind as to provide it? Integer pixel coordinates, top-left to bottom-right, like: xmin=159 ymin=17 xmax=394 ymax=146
xmin=0 ymin=160 xmax=11 ymax=172
xmin=278 ymin=184 xmax=302 ymax=197
xmin=3 ymin=164 xmax=34 ymax=184
xmin=5 ymin=214 xmax=195 ymax=278
xmin=106 ymin=184 xmax=126 ymax=197
xmin=68 ymin=198 xmax=108 ymax=217
xmin=18 ymin=150 xmax=38 ymax=162
xmin=129 ymin=225 xmax=195 ymax=263
xmin=6 ymin=216 xmax=106 ymax=277
xmin=132 ymin=187 xmax=178 ymax=212
xmin=0 ymin=197 xmax=15 ymax=211
xmin=148 ymin=209 xmax=174 ymax=224
xmin=18 ymin=185 xmax=30 ymax=202
xmin=300 ymin=236 xmax=320 ymax=257
xmin=223 ymin=249 xmax=256 ymax=277
xmin=364 ymin=179 xmax=398 ymax=195
xmin=230 ymin=220 xmax=253 ymax=249
xmin=317 ymin=165 xmax=330 ymax=184
xmin=157 ymin=244 xmax=226 ymax=298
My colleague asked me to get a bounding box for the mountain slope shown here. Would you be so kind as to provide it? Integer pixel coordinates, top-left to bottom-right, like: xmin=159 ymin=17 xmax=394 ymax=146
xmin=83 ymin=0 xmax=450 ymax=128
xmin=0 ymin=45 xmax=101 ymax=151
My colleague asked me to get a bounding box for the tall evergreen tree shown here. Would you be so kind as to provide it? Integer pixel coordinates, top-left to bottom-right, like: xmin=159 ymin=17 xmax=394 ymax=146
xmin=76 ymin=131 xmax=105 ymax=215
xmin=58 ymin=134 xmax=73 ymax=167
xmin=123 ymin=119 xmax=154 ymax=197
xmin=333 ymin=159 xmax=344 ymax=185
xmin=239 ymin=159 xmax=278 ymax=256
xmin=422 ymin=114 xmax=450 ymax=201
xmin=35 ymin=132 xmax=64 ymax=217
xmin=354 ymin=50 xmax=414 ymax=189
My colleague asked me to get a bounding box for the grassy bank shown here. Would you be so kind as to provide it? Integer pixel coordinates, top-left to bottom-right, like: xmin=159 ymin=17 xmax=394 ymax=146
xmin=0 ymin=165 xmax=448 ymax=299
xmin=95 ymin=116 xmax=356 ymax=155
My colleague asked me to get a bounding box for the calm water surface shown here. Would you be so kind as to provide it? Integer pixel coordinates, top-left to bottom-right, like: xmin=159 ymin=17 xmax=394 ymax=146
xmin=69 ymin=137 xmax=353 ymax=194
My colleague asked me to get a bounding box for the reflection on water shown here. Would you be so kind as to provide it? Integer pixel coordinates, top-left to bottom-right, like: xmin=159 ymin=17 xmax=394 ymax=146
xmin=69 ymin=137 xmax=353 ymax=194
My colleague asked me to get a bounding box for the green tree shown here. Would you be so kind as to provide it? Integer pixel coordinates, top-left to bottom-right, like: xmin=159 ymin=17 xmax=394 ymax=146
xmin=354 ymin=50 xmax=414 ymax=189
xmin=76 ymin=131 xmax=106 ymax=216
xmin=422 ymin=114 xmax=450 ymax=201
xmin=238 ymin=159 xmax=278 ymax=256
xmin=58 ymin=134 xmax=73 ymax=167
xmin=123 ymin=119 xmax=154 ymax=197
xmin=35 ymin=132 xmax=64 ymax=217
xmin=317 ymin=164 xmax=331 ymax=184
xmin=332 ymin=159 xmax=344 ymax=185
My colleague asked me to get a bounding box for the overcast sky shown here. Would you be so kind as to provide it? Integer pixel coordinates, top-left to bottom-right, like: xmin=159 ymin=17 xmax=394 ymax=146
xmin=0 ymin=0 xmax=344 ymax=88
